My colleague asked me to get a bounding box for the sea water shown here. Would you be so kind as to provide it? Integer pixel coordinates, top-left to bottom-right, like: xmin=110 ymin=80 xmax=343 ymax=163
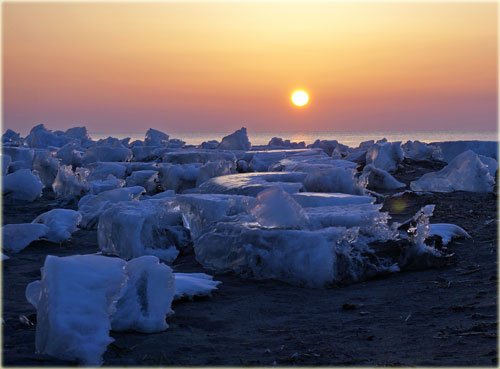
xmin=90 ymin=130 xmax=498 ymax=147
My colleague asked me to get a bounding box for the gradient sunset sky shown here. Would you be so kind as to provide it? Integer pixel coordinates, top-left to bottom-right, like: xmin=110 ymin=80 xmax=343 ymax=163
xmin=3 ymin=2 xmax=498 ymax=134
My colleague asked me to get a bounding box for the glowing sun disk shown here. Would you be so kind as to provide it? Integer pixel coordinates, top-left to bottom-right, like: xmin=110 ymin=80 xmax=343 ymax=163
xmin=291 ymin=90 xmax=309 ymax=107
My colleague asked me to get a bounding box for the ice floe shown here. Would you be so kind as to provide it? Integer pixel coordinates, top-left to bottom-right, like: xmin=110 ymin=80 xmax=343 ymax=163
xmin=410 ymin=150 xmax=495 ymax=193
xmin=2 ymin=223 xmax=49 ymax=253
xmin=78 ymin=186 xmax=145 ymax=229
xmin=3 ymin=169 xmax=43 ymax=202
xmin=32 ymin=209 xmax=82 ymax=243
xmin=217 ymin=127 xmax=251 ymax=151
xmin=97 ymin=199 xmax=186 ymax=262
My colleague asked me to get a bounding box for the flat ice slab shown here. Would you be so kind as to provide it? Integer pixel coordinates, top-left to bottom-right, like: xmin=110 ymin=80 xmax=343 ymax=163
xmin=197 ymin=172 xmax=306 ymax=196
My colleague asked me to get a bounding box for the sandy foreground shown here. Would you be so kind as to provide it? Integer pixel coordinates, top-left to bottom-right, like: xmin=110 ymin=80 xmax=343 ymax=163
xmin=2 ymin=161 xmax=497 ymax=366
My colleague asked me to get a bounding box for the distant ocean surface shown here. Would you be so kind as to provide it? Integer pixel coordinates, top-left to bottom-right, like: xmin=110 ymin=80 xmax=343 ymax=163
xmin=89 ymin=130 xmax=498 ymax=147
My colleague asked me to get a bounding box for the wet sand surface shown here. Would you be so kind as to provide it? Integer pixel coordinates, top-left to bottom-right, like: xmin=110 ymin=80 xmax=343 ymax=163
xmin=2 ymin=162 xmax=497 ymax=366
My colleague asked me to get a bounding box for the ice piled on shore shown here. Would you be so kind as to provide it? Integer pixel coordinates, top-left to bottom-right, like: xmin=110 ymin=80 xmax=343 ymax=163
xmin=25 ymin=124 xmax=74 ymax=148
xmin=33 ymin=150 xmax=60 ymax=188
xmin=26 ymin=254 xmax=220 ymax=365
xmin=361 ymin=164 xmax=406 ymax=191
xmin=175 ymin=193 xmax=256 ymax=239
xmin=402 ymin=140 xmax=434 ymax=161
xmin=195 ymin=223 xmax=397 ymax=287
xmin=78 ymin=186 xmax=145 ymax=229
xmin=52 ymin=165 xmax=89 ymax=198
xmin=34 ymin=254 xmax=127 ymax=366
xmin=2 ymin=223 xmax=49 ymax=253
xmin=97 ymin=199 xmax=185 ymax=262
xmin=32 ymin=209 xmax=82 ymax=243
xmin=86 ymin=162 xmax=127 ymax=181
xmin=217 ymin=127 xmax=251 ymax=151
xmin=3 ymin=147 xmax=34 ymax=171
xmin=111 ymin=256 xmax=175 ymax=333
xmin=82 ymin=145 xmax=132 ymax=165
xmin=410 ymin=150 xmax=495 ymax=193
xmin=430 ymin=140 xmax=497 ymax=163
xmin=144 ymin=128 xmax=169 ymax=146
xmin=125 ymin=169 xmax=159 ymax=193
xmin=3 ymin=169 xmax=43 ymax=202
xmin=89 ymin=175 xmax=125 ymax=194
xmin=365 ymin=141 xmax=404 ymax=172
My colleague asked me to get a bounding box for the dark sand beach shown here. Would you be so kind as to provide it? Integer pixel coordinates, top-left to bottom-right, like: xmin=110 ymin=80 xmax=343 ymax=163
xmin=2 ymin=161 xmax=497 ymax=366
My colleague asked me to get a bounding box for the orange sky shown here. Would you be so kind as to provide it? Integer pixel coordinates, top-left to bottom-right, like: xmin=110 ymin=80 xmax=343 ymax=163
xmin=3 ymin=2 xmax=498 ymax=134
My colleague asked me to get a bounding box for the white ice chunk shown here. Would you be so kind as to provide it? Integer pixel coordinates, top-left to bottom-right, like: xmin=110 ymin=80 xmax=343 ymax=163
xmin=3 ymin=169 xmax=43 ymax=202
xmin=97 ymin=200 xmax=184 ymax=262
xmin=131 ymin=146 xmax=168 ymax=162
xmin=410 ymin=150 xmax=495 ymax=193
xmin=111 ymin=256 xmax=174 ymax=333
xmin=35 ymin=254 xmax=127 ymax=366
xmin=56 ymin=142 xmax=84 ymax=167
xmin=3 ymin=147 xmax=34 ymax=170
xmin=292 ymin=192 xmax=374 ymax=208
xmin=78 ymin=186 xmax=145 ymax=229
xmin=196 ymin=224 xmax=391 ymax=287
xmin=2 ymin=223 xmax=49 ymax=253
xmin=428 ymin=223 xmax=471 ymax=245
xmin=402 ymin=140 xmax=434 ymax=161
xmin=361 ymin=164 xmax=406 ymax=190
xmin=32 ymin=209 xmax=82 ymax=243
xmin=303 ymin=203 xmax=395 ymax=243
xmin=365 ymin=141 xmax=404 ymax=172
xmin=144 ymin=128 xmax=169 ymax=146
xmin=175 ymin=193 xmax=256 ymax=239
xmin=307 ymin=139 xmax=347 ymax=156
xmin=196 ymin=160 xmax=235 ymax=186
xmin=86 ymin=162 xmax=127 ymax=181
xmin=478 ymin=155 xmax=498 ymax=177
xmin=89 ymin=175 xmax=125 ymax=194
xmin=33 ymin=150 xmax=60 ymax=188
xmin=125 ymin=170 xmax=159 ymax=193
xmin=2 ymin=129 xmax=23 ymax=146
xmin=250 ymin=187 xmax=308 ymax=229
xmin=217 ymin=127 xmax=251 ymax=151
xmin=303 ymin=167 xmax=365 ymax=195
xmin=174 ymin=273 xmax=221 ymax=299
xmin=52 ymin=165 xmax=89 ymax=198
xmin=199 ymin=140 xmax=219 ymax=150
xmin=430 ymin=140 xmax=497 ymax=163
xmin=267 ymin=137 xmax=305 ymax=149
xmin=64 ymin=126 xmax=93 ymax=147
xmin=158 ymin=163 xmax=201 ymax=193
xmin=25 ymin=124 xmax=73 ymax=148
xmin=81 ymin=145 xmax=132 ymax=165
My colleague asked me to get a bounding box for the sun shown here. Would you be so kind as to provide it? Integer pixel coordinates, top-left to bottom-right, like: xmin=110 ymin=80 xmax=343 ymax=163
xmin=291 ymin=89 xmax=309 ymax=107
